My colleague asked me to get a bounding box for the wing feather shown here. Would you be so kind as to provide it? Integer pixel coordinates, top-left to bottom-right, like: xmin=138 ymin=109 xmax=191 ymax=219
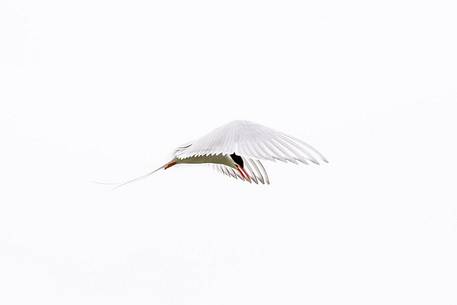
xmin=247 ymin=158 xmax=264 ymax=184
xmin=212 ymin=158 xmax=270 ymax=185
xmin=268 ymin=139 xmax=300 ymax=164
xmin=278 ymin=134 xmax=319 ymax=164
xmin=273 ymin=137 xmax=310 ymax=164
xmin=243 ymin=160 xmax=259 ymax=184
xmin=175 ymin=120 xmax=327 ymax=165
xmin=255 ymin=160 xmax=270 ymax=184
xmin=261 ymin=139 xmax=292 ymax=163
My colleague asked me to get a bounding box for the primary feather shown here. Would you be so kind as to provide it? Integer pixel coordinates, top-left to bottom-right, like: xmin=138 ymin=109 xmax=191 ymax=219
xmin=174 ymin=120 xmax=327 ymax=164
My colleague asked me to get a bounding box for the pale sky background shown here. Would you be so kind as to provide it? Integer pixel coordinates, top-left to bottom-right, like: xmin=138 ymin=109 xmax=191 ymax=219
xmin=1 ymin=0 xmax=457 ymax=304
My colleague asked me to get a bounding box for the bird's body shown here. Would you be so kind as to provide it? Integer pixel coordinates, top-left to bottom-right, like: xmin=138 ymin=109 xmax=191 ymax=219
xmin=115 ymin=120 xmax=326 ymax=188
xmin=175 ymin=154 xmax=235 ymax=167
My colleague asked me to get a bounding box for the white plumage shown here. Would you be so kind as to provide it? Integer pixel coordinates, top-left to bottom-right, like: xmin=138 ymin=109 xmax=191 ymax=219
xmin=175 ymin=120 xmax=326 ymax=163
xmin=116 ymin=120 xmax=327 ymax=188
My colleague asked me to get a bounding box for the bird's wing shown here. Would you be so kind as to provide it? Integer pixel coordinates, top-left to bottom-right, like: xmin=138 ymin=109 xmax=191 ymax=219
xmin=175 ymin=120 xmax=327 ymax=164
xmin=213 ymin=157 xmax=270 ymax=185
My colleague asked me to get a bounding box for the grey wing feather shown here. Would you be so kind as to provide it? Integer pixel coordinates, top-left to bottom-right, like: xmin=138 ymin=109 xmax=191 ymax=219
xmin=213 ymin=159 xmax=270 ymax=185
xmin=174 ymin=120 xmax=327 ymax=164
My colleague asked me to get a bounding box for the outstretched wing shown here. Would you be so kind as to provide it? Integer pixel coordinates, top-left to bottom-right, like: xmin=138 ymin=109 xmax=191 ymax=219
xmin=174 ymin=120 xmax=327 ymax=164
xmin=214 ymin=157 xmax=270 ymax=185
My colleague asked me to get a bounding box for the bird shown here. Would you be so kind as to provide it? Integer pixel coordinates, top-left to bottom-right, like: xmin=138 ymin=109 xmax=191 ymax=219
xmin=115 ymin=120 xmax=327 ymax=188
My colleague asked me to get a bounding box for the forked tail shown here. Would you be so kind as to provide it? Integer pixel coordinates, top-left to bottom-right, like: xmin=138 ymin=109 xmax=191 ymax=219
xmin=112 ymin=160 xmax=177 ymax=189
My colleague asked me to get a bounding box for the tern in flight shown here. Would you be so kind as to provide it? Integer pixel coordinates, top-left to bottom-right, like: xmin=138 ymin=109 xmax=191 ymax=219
xmin=116 ymin=120 xmax=327 ymax=187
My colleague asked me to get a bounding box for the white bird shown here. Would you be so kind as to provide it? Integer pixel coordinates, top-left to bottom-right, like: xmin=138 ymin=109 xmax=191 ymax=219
xmin=116 ymin=120 xmax=327 ymax=187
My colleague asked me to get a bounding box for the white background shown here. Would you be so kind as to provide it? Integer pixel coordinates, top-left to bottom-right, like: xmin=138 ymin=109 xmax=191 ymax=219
xmin=1 ymin=0 xmax=456 ymax=304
